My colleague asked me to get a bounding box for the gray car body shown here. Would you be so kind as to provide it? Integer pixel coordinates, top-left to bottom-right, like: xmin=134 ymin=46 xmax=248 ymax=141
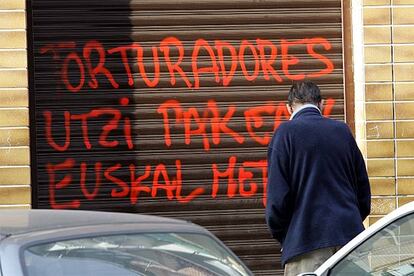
xmin=0 ymin=210 xmax=253 ymax=276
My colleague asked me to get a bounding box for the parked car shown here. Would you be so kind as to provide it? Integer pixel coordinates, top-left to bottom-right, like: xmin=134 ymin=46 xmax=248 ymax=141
xmin=300 ymin=201 xmax=414 ymax=276
xmin=0 ymin=210 xmax=252 ymax=276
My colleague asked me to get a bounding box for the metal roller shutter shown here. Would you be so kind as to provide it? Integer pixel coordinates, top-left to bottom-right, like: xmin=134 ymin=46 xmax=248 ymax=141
xmin=28 ymin=0 xmax=345 ymax=274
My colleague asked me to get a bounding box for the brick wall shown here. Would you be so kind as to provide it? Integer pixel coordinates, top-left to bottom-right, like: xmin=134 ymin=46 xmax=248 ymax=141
xmin=0 ymin=0 xmax=30 ymax=208
xmin=363 ymin=0 xmax=414 ymax=224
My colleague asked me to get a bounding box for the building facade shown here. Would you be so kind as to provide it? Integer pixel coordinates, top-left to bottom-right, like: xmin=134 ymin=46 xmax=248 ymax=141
xmin=0 ymin=0 xmax=414 ymax=274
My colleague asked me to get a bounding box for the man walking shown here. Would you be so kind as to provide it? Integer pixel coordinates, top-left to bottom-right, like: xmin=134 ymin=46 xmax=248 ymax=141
xmin=266 ymin=81 xmax=371 ymax=276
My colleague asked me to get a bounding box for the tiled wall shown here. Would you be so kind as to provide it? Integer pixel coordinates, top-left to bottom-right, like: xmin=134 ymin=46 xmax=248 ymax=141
xmin=0 ymin=0 xmax=30 ymax=208
xmin=363 ymin=0 xmax=414 ymax=224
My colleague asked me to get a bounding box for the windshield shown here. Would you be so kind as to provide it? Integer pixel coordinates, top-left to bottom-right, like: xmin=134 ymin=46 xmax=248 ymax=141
xmin=329 ymin=213 xmax=414 ymax=276
xmin=23 ymin=232 xmax=250 ymax=276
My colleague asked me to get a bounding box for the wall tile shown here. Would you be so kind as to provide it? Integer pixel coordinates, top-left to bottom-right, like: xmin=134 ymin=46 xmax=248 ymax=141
xmin=363 ymin=0 xmax=391 ymax=6
xmin=363 ymin=0 xmax=390 ymax=5
xmin=365 ymin=83 xmax=392 ymax=101
xmin=371 ymin=197 xmax=396 ymax=215
xmin=0 ymin=109 xmax=28 ymax=127
xmin=394 ymin=64 xmax=414 ymax=82
xmin=0 ymin=51 xmax=27 ymax=68
xmin=0 ymin=12 xmax=25 ymax=29
xmin=0 ymin=187 xmax=30 ymax=205
xmin=398 ymin=178 xmax=414 ymax=195
xmin=0 ymin=147 xmax=29 ymax=166
xmin=0 ymin=128 xmax=29 ymax=146
xmin=0 ymin=0 xmax=25 ymax=9
xmin=397 ymin=159 xmax=414 ymax=176
xmin=365 ymin=46 xmax=391 ymax=64
xmin=367 ymin=140 xmax=394 ymax=158
xmin=0 ymin=89 xmax=28 ymax=107
xmin=0 ymin=31 xmax=26 ymax=49
xmin=394 ymin=26 xmax=414 ymax=44
xmin=368 ymin=216 xmax=384 ymax=225
xmin=396 ymin=121 xmax=414 ymax=138
xmin=394 ymin=45 xmax=414 ymax=63
xmin=367 ymin=159 xmax=395 ymax=176
xmin=394 ymin=0 xmax=414 ymax=5
xmin=398 ymin=197 xmax=414 ymax=207
xmin=364 ymin=26 xmax=391 ymax=44
xmin=370 ymin=178 xmax=395 ymax=195
xmin=396 ymin=103 xmax=414 ymax=120
xmin=0 ymin=167 xmax=30 ymax=185
xmin=366 ymin=102 xmax=393 ymax=120
xmin=397 ymin=140 xmax=414 ymax=158
xmin=393 ymin=7 xmax=414 ymax=24
xmin=0 ymin=205 xmax=30 ymax=209
xmin=367 ymin=122 xmax=394 ymax=139
xmin=364 ymin=8 xmax=390 ymax=25
xmin=395 ymin=83 xmax=414 ymax=101
xmin=0 ymin=70 xmax=27 ymax=88
xmin=365 ymin=64 xmax=392 ymax=82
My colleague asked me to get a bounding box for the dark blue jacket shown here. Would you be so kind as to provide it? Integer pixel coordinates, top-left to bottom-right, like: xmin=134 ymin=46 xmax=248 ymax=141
xmin=266 ymin=107 xmax=371 ymax=266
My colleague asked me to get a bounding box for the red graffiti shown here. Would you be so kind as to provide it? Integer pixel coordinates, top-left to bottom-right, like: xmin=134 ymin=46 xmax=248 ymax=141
xmin=160 ymin=37 xmax=193 ymax=88
xmin=215 ymin=40 xmax=238 ymax=86
xmin=44 ymin=110 xmax=71 ymax=152
xmin=47 ymin=158 xmax=81 ymax=209
xmin=40 ymin=36 xmax=335 ymax=92
xmin=239 ymin=40 xmax=260 ymax=81
xmin=43 ymin=99 xmax=133 ymax=151
xmin=208 ymin=100 xmax=244 ymax=145
xmin=45 ymin=97 xmax=335 ymax=208
xmin=48 ymin=156 xmax=267 ymax=209
xmin=158 ymin=98 xmax=335 ymax=150
xmin=45 ymin=96 xmax=335 ymax=208
xmin=41 ymin=36 xmax=338 ymax=209
xmin=245 ymin=103 xmax=290 ymax=145
xmin=83 ymin=40 xmax=119 ymax=90
xmin=192 ymin=39 xmax=221 ymax=89
xmin=80 ymin=162 xmax=102 ymax=200
xmin=48 ymin=159 xmax=207 ymax=209
xmin=62 ymin=52 xmax=85 ymax=92
xmin=212 ymin=157 xmax=268 ymax=206
xmin=256 ymin=39 xmax=283 ymax=83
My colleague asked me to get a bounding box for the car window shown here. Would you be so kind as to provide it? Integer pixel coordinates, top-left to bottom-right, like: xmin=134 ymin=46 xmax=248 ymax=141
xmin=329 ymin=213 xmax=414 ymax=276
xmin=23 ymin=232 xmax=250 ymax=276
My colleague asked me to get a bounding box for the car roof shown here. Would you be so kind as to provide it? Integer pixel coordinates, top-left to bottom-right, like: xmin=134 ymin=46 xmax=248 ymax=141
xmin=0 ymin=209 xmax=190 ymax=237
xmin=315 ymin=201 xmax=414 ymax=275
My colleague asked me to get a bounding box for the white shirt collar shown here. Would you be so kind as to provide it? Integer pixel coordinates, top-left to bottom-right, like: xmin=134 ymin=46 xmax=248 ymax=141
xmin=290 ymin=104 xmax=321 ymax=120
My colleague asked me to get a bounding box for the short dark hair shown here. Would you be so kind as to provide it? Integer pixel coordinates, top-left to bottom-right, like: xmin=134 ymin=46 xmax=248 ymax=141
xmin=288 ymin=81 xmax=322 ymax=106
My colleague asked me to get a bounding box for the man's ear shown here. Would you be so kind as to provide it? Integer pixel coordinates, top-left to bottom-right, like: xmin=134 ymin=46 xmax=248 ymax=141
xmin=286 ymin=104 xmax=293 ymax=115
xmin=318 ymin=99 xmax=324 ymax=111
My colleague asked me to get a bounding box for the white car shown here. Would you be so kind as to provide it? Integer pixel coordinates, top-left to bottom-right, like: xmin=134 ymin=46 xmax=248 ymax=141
xmin=301 ymin=201 xmax=414 ymax=276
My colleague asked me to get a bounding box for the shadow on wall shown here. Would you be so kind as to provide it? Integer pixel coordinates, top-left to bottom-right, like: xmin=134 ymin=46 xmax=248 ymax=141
xmin=33 ymin=0 xmax=137 ymax=209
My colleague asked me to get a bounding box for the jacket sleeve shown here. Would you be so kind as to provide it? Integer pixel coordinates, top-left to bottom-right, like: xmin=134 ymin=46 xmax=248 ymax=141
xmin=265 ymin=130 xmax=292 ymax=244
xmin=354 ymin=144 xmax=371 ymax=221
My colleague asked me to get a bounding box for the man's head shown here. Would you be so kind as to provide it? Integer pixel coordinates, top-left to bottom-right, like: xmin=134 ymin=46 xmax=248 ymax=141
xmin=287 ymin=81 xmax=323 ymax=115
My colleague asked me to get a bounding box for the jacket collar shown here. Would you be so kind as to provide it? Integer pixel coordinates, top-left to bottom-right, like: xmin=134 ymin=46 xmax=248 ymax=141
xmin=290 ymin=104 xmax=322 ymax=120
